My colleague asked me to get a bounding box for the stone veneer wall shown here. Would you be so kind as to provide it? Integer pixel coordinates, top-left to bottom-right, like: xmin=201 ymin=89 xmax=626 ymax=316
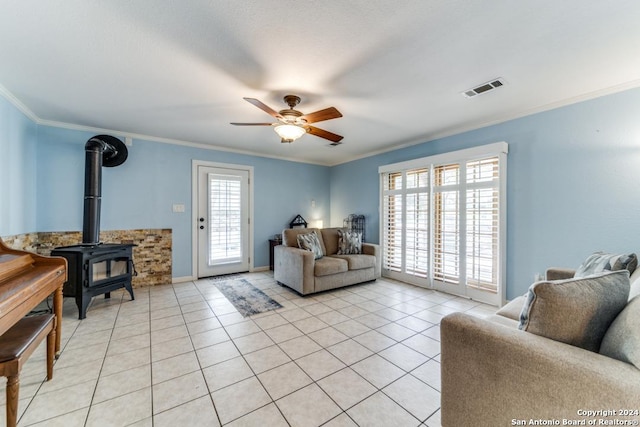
xmin=1 ymin=229 xmax=172 ymax=287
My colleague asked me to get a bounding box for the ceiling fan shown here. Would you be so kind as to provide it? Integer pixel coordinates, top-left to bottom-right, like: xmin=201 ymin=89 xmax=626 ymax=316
xmin=231 ymin=95 xmax=344 ymax=145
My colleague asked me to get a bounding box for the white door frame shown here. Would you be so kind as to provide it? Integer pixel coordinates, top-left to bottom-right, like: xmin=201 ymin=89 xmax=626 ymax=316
xmin=192 ymin=160 xmax=254 ymax=279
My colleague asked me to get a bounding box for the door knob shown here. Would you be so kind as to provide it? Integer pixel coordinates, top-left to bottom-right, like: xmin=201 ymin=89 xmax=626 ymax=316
xmin=199 ymin=225 xmax=204 ymax=230
xmin=199 ymin=218 xmax=205 ymax=222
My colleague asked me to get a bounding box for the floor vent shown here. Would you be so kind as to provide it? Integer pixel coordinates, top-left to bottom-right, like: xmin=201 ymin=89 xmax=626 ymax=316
xmin=462 ymin=78 xmax=506 ymax=98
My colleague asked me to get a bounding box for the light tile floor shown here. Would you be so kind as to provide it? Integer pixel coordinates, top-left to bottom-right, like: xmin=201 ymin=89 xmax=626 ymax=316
xmin=1 ymin=272 xmax=496 ymax=427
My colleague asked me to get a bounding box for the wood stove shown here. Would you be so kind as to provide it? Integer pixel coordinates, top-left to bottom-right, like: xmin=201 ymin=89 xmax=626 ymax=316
xmin=52 ymin=135 xmax=135 ymax=319
xmin=52 ymin=243 xmax=135 ymax=319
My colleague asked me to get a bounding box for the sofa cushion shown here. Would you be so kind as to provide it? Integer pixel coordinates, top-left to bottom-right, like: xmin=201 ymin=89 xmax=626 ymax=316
xmin=599 ymin=296 xmax=640 ymax=369
xmin=495 ymin=295 xmax=526 ymax=321
xmin=297 ymin=231 xmax=324 ymax=260
xmin=574 ymin=252 xmax=637 ymax=278
xmin=337 ymin=229 xmax=362 ymax=255
xmin=314 ymin=256 xmax=348 ymax=277
xmin=518 ymin=270 xmax=630 ymax=352
xmin=319 ymin=228 xmax=342 ymax=256
xmin=329 ymin=254 xmax=375 ymax=271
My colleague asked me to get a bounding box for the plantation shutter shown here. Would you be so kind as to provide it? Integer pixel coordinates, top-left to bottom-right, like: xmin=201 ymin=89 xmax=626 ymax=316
xmin=465 ymin=157 xmax=500 ymax=292
xmin=405 ymin=168 xmax=429 ymax=278
xmin=382 ymin=172 xmax=403 ymax=273
xmin=208 ymin=173 xmax=243 ymax=265
xmin=433 ymin=164 xmax=460 ymax=285
xmin=382 ymin=169 xmax=430 ymax=283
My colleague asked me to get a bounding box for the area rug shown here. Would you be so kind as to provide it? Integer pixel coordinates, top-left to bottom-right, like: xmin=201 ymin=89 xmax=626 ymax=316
xmin=214 ymin=278 xmax=283 ymax=317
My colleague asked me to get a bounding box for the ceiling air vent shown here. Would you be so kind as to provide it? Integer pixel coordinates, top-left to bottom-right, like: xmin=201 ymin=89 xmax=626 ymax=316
xmin=462 ymin=78 xmax=506 ymax=98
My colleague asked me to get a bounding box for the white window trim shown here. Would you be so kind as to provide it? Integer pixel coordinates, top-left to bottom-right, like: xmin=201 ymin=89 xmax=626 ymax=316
xmin=379 ymin=142 xmax=508 ymax=174
xmin=379 ymin=142 xmax=508 ymax=306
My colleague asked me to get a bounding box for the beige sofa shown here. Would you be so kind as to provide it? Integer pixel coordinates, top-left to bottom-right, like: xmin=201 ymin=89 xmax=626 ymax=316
xmin=441 ymin=267 xmax=640 ymax=427
xmin=274 ymin=227 xmax=381 ymax=295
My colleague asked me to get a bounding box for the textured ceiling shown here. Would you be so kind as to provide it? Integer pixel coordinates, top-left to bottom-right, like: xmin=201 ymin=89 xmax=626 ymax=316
xmin=1 ymin=0 xmax=639 ymax=165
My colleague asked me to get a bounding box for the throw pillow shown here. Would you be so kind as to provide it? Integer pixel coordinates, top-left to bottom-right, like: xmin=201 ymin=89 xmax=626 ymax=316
xmin=574 ymin=252 xmax=638 ymax=278
xmin=297 ymin=231 xmax=324 ymax=260
xmin=518 ymin=270 xmax=630 ymax=352
xmin=337 ymin=229 xmax=362 ymax=255
xmin=599 ymin=296 xmax=640 ymax=369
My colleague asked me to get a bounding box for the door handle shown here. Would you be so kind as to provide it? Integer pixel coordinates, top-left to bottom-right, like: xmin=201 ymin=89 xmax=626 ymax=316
xmin=199 ymin=225 xmax=204 ymax=230
xmin=199 ymin=218 xmax=205 ymax=222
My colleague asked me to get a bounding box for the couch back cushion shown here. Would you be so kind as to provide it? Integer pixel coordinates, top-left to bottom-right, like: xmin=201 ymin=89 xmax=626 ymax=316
xmin=282 ymin=228 xmax=326 ymax=254
xmin=599 ymin=296 xmax=640 ymax=369
xmin=319 ymin=228 xmax=344 ymax=256
xmin=519 ymin=270 xmax=630 ymax=352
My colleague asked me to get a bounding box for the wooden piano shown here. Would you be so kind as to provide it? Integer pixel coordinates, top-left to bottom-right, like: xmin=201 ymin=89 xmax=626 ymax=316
xmin=0 ymin=238 xmax=66 ymax=355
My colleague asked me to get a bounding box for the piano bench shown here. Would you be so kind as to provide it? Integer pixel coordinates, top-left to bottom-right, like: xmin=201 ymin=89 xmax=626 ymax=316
xmin=0 ymin=314 xmax=56 ymax=427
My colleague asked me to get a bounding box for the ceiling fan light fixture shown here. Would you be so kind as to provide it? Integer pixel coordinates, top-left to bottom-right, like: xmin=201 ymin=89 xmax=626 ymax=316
xmin=274 ymin=124 xmax=306 ymax=142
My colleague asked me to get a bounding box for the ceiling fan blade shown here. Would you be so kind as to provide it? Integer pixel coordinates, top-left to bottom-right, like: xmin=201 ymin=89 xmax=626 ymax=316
xmin=305 ymin=125 xmax=344 ymax=143
xmin=230 ymin=122 xmax=273 ymax=126
xmin=243 ymin=98 xmax=283 ymax=119
xmin=301 ymin=107 xmax=342 ymax=124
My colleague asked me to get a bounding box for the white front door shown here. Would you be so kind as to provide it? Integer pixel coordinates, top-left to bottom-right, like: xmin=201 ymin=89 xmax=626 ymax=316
xmin=196 ymin=164 xmax=251 ymax=278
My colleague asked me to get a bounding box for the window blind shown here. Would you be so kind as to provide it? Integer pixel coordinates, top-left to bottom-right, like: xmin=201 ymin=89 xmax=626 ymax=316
xmin=465 ymin=158 xmax=499 ymax=291
xmin=208 ymin=173 xmax=243 ymax=265
xmin=382 ymin=168 xmax=430 ymax=284
xmin=433 ymin=163 xmax=460 ymax=285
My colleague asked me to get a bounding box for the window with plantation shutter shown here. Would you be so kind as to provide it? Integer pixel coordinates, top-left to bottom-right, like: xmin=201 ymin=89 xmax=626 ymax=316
xmin=208 ymin=173 xmax=243 ymax=265
xmin=465 ymin=157 xmax=500 ymax=292
xmin=382 ymin=168 xmax=430 ymax=285
xmin=433 ymin=164 xmax=460 ymax=285
xmin=379 ymin=142 xmax=507 ymax=305
xmin=382 ymin=172 xmax=403 ymax=273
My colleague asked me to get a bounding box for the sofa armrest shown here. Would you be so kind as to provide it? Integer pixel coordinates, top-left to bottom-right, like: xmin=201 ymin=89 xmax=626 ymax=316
xmin=362 ymin=243 xmax=381 ymax=278
xmin=274 ymin=245 xmax=315 ymax=294
xmin=441 ymin=312 xmax=640 ymax=427
xmin=546 ymin=267 xmax=576 ymax=280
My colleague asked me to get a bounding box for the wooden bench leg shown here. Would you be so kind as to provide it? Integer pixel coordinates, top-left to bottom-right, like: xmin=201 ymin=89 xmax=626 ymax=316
xmin=54 ymin=286 xmax=63 ymax=357
xmin=46 ymin=323 xmax=56 ymax=381
xmin=6 ymin=374 xmax=19 ymax=427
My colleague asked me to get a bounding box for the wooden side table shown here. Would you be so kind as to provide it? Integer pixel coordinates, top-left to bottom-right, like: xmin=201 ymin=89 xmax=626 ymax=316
xmin=268 ymin=239 xmax=281 ymax=270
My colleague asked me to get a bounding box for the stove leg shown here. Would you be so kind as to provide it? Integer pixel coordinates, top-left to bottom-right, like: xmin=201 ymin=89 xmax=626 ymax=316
xmin=125 ymin=282 xmax=135 ymax=301
xmin=78 ymin=294 xmax=91 ymax=320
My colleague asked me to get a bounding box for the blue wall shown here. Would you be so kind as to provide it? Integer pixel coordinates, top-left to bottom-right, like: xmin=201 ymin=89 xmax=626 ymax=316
xmin=0 ymin=96 xmax=38 ymax=236
xmin=330 ymin=88 xmax=640 ymax=299
xmin=35 ymin=127 xmax=330 ymax=277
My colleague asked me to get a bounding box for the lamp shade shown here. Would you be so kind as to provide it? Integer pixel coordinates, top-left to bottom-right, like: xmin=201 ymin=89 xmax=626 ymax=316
xmin=274 ymin=124 xmax=306 ymax=142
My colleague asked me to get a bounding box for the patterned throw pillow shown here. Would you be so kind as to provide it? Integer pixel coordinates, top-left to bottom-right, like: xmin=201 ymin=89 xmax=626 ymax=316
xmin=574 ymin=252 xmax=638 ymax=278
xmin=296 ymin=231 xmax=323 ymax=260
xmin=518 ymin=270 xmax=630 ymax=352
xmin=337 ymin=229 xmax=362 ymax=255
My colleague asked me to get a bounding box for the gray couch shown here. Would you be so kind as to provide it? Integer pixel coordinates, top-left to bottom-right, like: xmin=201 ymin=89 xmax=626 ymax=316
xmin=274 ymin=227 xmax=381 ymax=295
xmin=440 ymin=266 xmax=640 ymax=427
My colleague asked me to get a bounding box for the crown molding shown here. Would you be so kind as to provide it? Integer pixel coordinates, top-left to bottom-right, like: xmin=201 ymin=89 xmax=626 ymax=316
xmin=0 ymin=84 xmax=39 ymax=122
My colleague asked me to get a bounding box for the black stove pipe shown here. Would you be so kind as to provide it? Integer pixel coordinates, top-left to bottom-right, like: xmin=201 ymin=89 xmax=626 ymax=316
xmin=82 ymin=135 xmax=128 ymax=245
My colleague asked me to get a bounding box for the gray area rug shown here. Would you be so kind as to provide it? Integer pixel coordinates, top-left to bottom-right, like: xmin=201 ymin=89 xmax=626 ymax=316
xmin=214 ymin=278 xmax=283 ymax=317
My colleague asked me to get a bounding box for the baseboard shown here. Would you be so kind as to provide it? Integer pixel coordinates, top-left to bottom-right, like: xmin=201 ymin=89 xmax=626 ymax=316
xmin=251 ymin=266 xmax=270 ymax=272
xmin=172 ymin=276 xmax=195 ymax=284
